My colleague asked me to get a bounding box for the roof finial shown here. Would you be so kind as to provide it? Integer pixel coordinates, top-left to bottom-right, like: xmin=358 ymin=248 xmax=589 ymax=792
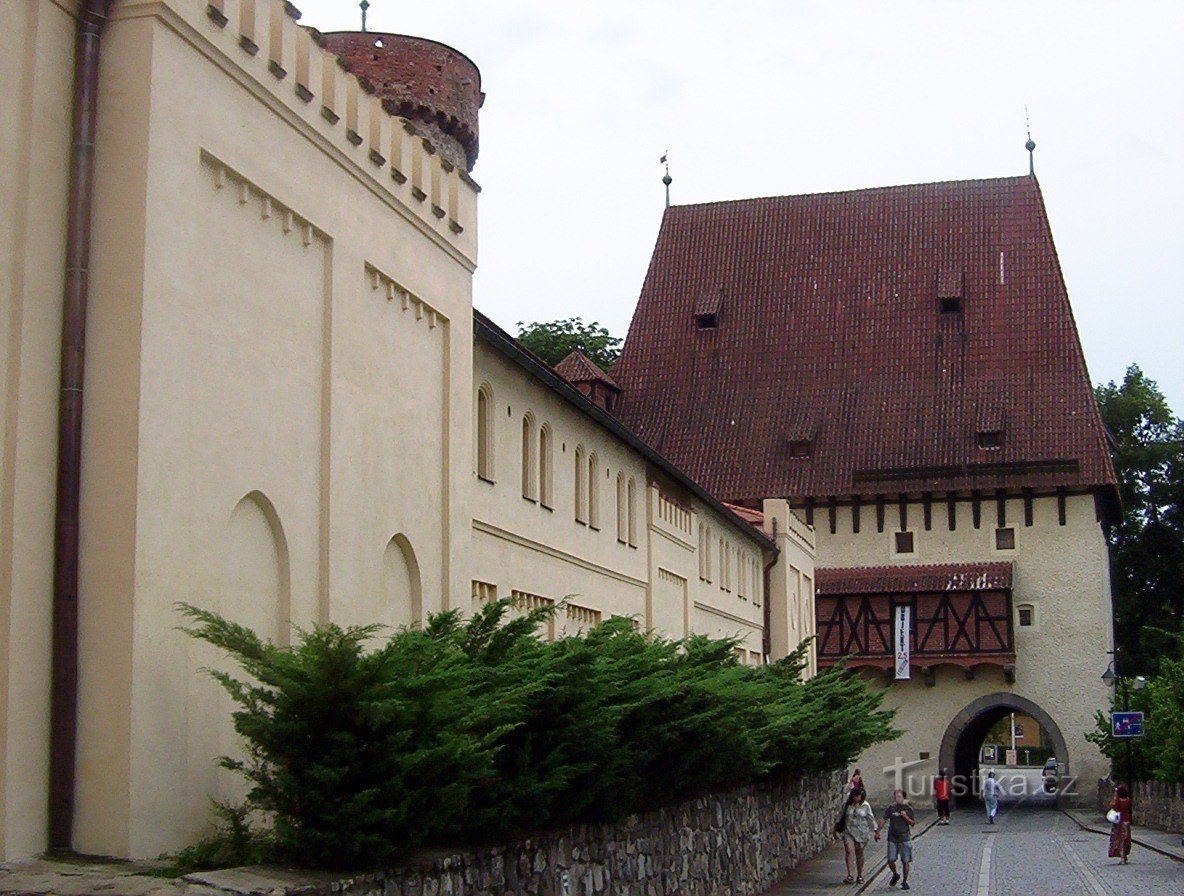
xmin=660 ymin=151 xmax=673 ymax=208
xmin=1025 ymin=106 xmax=1036 ymax=177
xmin=360 ymin=0 xmax=370 ymax=31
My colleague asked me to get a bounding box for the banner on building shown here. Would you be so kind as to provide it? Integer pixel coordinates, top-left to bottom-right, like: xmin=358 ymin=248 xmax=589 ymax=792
xmin=894 ymin=604 xmax=910 ymax=680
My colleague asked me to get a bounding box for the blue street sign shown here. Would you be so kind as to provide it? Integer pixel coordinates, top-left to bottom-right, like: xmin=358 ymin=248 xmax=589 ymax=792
xmin=1111 ymin=711 xmax=1145 ymax=738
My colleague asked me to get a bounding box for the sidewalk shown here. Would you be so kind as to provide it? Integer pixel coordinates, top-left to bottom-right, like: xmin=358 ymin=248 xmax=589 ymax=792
xmin=1064 ymin=808 xmax=1184 ymax=863
xmin=763 ymin=812 xmax=936 ymax=895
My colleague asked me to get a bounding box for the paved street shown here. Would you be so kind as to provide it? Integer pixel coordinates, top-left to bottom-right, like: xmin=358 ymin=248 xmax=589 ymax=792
xmin=768 ymin=793 xmax=1184 ymax=895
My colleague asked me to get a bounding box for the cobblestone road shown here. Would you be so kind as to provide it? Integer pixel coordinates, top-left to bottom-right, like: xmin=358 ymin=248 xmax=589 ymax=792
xmin=890 ymin=803 xmax=1184 ymax=895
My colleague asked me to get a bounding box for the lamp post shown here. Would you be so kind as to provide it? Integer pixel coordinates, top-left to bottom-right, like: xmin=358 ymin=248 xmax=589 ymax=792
xmin=1102 ymin=655 xmax=1147 ymax=811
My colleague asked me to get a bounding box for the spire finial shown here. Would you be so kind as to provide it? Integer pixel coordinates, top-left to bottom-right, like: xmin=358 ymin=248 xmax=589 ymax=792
xmin=360 ymin=0 xmax=370 ymax=31
xmin=1024 ymin=106 xmax=1036 ymax=176
xmin=660 ymin=151 xmax=672 ymax=208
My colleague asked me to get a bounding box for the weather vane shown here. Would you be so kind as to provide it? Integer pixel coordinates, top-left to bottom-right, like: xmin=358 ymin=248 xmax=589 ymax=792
xmin=360 ymin=0 xmax=370 ymax=32
xmin=660 ymin=151 xmax=672 ymax=208
xmin=1024 ymin=105 xmax=1036 ymax=177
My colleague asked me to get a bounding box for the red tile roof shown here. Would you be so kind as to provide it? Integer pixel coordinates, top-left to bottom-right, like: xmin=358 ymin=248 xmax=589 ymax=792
xmin=722 ymin=501 xmax=765 ymax=528
xmin=816 ymin=562 xmax=1013 ymax=595
xmin=612 ymin=176 xmax=1117 ymax=510
xmin=555 ymin=350 xmax=621 ymax=390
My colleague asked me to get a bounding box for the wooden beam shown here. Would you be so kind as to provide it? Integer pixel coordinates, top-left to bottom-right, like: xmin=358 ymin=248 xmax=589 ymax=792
xmin=972 ymin=491 xmax=982 ymax=529
xmin=1057 ymin=488 xmax=1067 ymax=526
xmin=852 ymin=497 xmax=861 ymax=534
xmin=898 ymin=494 xmax=908 ymax=532
xmin=1023 ymin=488 xmax=1034 ymax=527
xmin=828 ymin=498 xmax=837 ymax=535
xmin=805 ymin=498 xmax=815 ymax=527
xmin=996 ymin=490 xmax=1007 ymax=528
xmin=923 ymin=493 xmax=933 ymax=531
xmin=876 ymin=496 xmax=886 ymax=533
xmin=947 ymin=493 xmax=957 ymax=531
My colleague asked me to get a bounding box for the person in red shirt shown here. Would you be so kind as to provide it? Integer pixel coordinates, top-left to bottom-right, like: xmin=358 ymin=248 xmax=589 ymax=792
xmin=1108 ymin=784 xmax=1133 ymax=863
xmin=934 ymin=769 xmax=952 ymax=825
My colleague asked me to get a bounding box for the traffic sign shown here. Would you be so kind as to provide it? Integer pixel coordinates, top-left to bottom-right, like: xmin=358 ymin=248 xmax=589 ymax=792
xmin=1111 ymin=711 xmax=1145 ymax=738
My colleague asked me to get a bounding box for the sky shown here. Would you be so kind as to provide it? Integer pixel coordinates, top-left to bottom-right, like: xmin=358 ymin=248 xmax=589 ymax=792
xmin=296 ymin=1 xmax=1184 ymax=411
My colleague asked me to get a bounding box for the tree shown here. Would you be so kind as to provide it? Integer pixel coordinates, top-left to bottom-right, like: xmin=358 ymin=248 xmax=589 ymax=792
xmin=1095 ymin=365 xmax=1184 ymax=677
xmin=516 ymin=318 xmax=622 ymax=370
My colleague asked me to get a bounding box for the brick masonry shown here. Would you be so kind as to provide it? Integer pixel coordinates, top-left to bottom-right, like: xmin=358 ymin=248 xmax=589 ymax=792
xmin=1097 ymin=778 xmax=1184 ymax=833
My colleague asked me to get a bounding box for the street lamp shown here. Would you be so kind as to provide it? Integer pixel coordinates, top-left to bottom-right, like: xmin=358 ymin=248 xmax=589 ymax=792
xmin=1101 ymin=655 xmax=1147 ymax=809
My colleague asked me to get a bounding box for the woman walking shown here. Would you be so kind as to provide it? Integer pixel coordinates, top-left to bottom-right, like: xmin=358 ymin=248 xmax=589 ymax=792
xmin=1108 ymin=784 xmax=1133 ymax=863
xmin=834 ymin=787 xmax=875 ymax=884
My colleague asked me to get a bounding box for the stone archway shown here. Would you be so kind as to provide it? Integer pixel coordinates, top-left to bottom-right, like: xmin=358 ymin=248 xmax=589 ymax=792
xmin=938 ymin=692 xmax=1069 ymax=807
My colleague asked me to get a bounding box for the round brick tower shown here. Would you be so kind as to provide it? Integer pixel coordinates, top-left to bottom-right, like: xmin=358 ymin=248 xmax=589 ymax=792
xmin=322 ymin=32 xmax=483 ymax=173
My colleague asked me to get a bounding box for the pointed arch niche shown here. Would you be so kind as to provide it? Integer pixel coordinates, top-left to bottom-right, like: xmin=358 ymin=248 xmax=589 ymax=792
xmin=382 ymin=533 xmax=422 ymax=628
xmin=223 ymin=490 xmax=291 ymax=645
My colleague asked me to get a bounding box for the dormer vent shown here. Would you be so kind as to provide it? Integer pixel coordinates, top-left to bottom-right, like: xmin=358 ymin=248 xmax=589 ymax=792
xmin=693 ymin=289 xmax=723 ymax=329
xmin=937 ymin=265 xmax=964 ymax=314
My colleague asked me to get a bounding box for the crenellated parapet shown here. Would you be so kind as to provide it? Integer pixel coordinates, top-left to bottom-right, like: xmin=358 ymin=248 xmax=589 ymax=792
xmin=176 ymin=0 xmax=479 ymax=260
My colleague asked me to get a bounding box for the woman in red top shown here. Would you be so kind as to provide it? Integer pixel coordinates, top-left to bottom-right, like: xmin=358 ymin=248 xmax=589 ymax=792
xmin=934 ymin=769 xmax=951 ymax=825
xmin=1108 ymin=784 xmax=1133 ymax=863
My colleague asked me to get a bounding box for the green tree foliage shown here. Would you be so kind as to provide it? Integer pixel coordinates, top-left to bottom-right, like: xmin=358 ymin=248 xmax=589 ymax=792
xmin=178 ymin=600 xmax=897 ymax=870
xmin=1095 ymin=365 xmax=1184 ymax=676
xmin=1086 ymin=655 xmax=1184 ymax=783
xmin=516 ymin=318 xmax=622 ymax=370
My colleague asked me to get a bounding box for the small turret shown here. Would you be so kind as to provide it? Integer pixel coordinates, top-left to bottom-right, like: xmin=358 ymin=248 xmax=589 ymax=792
xmin=322 ymin=32 xmax=484 ymax=172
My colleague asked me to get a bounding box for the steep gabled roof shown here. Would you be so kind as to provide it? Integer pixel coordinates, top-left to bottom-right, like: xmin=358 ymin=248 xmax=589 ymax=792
xmin=612 ymin=176 xmax=1117 ymax=511
xmin=554 ymin=350 xmax=620 ymax=391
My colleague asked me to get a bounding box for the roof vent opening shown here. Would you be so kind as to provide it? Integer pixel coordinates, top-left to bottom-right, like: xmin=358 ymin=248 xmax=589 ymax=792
xmin=977 ymin=429 xmax=1003 ymax=450
xmin=939 ymin=296 xmax=963 ymax=314
xmin=694 ymin=311 xmax=718 ymax=330
xmin=937 ymin=265 xmax=964 ymax=315
xmin=788 ymin=439 xmax=813 ymax=459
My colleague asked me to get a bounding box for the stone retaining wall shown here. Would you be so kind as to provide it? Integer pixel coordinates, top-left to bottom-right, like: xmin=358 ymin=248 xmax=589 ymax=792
xmin=195 ymin=772 xmax=845 ymax=896
xmin=1097 ymin=778 xmax=1184 ymax=833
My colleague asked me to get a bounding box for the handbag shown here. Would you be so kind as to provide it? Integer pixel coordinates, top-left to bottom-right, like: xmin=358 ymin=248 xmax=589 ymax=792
xmin=834 ymin=808 xmax=848 ymax=834
xmin=1106 ymin=809 xmax=1121 ymax=825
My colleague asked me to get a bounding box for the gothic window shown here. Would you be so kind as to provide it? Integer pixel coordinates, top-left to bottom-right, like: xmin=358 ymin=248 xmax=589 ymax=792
xmin=539 ymin=424 xmax=554 ymax=508
xmin=588 ymin=453 xmax=600 ymax=530
xmin=616 ymin=473 xmax=627 ymax=543
xmin=626 ymin=478 xmax=638 ymax=546
xmin=521 ymin=413 xmax=538 ymax=500
xmin=476 ymin=384 xmax=494 ymax=481
xmin=574 ymin=445 xmax=586 ymax=523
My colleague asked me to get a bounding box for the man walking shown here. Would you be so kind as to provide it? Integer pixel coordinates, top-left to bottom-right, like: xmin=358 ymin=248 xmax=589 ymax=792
xmin=983 ymin=770 xmax=1001 ymax=824
xmin=875 ymin=788 xmax=916 ymax=889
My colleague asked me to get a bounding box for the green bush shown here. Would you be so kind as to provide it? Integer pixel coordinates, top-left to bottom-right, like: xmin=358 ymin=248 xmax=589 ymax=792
xmin=178 ymin=599 xmax=897 ymax=869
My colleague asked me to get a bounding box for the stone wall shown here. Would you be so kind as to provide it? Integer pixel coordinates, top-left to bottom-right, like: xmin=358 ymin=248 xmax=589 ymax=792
xmin=1097 ymin=778 xmax=1184 ymax=833
xmin=212 ymin=772 xmax=844 ymax=896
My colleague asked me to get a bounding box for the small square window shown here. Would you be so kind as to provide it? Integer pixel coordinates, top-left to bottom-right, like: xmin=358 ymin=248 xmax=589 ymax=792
xmin=1018 ymin=606 xmax=1034 ymax=627
xmin=894 ymin=531 xmax=915 ymax=554
xmin=977 ymin=430 xmax=1002 ymax=449
xmin=939 ymin=297 xmax=963 ymax=314
xmin=694 ymin=312 xmax=718 ymax=329
xmin=995 ymin=527 xmax=1015 ymax=550
xmin=788 ymin=439 xmax=813 ymax=458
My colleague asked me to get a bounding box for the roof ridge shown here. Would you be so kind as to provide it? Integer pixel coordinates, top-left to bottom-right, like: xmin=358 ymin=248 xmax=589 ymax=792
xmin=666 ymin=174 xmax=1035 ymax=213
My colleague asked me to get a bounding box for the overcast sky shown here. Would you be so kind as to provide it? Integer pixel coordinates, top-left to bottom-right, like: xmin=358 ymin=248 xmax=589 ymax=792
xmin=297 ymin=1 xmax=1184 ymax=411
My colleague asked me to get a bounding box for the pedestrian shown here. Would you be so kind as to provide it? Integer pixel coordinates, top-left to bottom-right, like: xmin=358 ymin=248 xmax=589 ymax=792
xmin=982 ymin=769 xmax=1001 ymax=824
xmin=849 ymin=768 xmax=864 ymax=793
xmin=934 ymin=768 xmax=951 ymax=825
xmin=874 ymin=788 xmax=916 ymax=890
xmin=1107 ymin=784 xmax=1132 ymax=864
xmin=833 ymin=786 xmax=875 ymax=884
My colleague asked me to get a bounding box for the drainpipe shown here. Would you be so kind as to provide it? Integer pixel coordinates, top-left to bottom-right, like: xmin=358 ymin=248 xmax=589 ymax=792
xmin=49 ymin=0 xmax=115 ymax=851
xmin=762 ymin=518 xmax=778 ymax=661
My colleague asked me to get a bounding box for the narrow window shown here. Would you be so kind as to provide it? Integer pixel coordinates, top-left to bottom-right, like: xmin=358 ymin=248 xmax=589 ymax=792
xmin=626 ymin=478 xmax=637 ymax=546
xmin=995 ymin=527 xmax=1015 ymax=550
xmin=616 ymin=473 xmax=627 ymax=543
xmin=476 ymin=384 xmax=494 ymax=481
xmin=704 ymin=527 xmax=712 ymax=582
xmin=1018 ymin=605 xmax=1034 ymax=627
xmin=521 ymin=413 xmax=537 ymax=500
xmin=539 ymin=424 xmax=553 ymax=508
xmin=697 ymin=523 xmax=705 ymax=579
xmin=719 ymin=537 xmax=727 ymax=590
xmin=894 ymin=531 xmax=915 ymax=554
xmin=574 ymin=445 xmax=586 ymax=523
xmin=588 ymin=453 xmax=600 ymax=530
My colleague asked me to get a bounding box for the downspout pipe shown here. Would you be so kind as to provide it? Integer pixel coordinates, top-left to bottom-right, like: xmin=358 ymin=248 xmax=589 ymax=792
xmin=50 ymin=0 xmax=115 ymax=851
xmin=761 ymin=518 xmax=778 ymax=661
